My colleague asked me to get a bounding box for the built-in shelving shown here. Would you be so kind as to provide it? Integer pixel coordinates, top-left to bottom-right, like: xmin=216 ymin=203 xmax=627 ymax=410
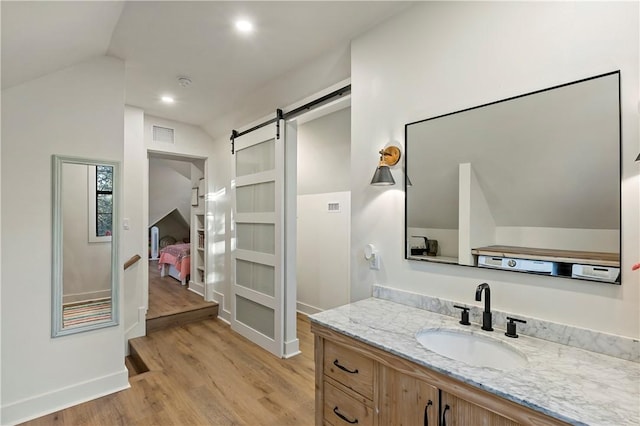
xmin=192 ymin=213 xmax=206 ymax=289
xmin=471 ymin=245 xmax=620 ymax=267
xmin=408 ymin=254 xmax=458 ymax=264
xmin=471 ymin=245 xmax=620 ymax=283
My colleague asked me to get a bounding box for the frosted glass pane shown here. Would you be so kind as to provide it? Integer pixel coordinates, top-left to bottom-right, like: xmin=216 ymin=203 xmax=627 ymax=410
xmin=236 ymin=295 xmax=274 ymax=339
xmin=236 ymin=182 xmax=275 ymax=213
xmin=236 ymin=259 xmax=275 ymax=297
xmin=237 ymin=223 xmax=275 ymax=254
xmin=236 ymin=139 xmax=275 ymax=177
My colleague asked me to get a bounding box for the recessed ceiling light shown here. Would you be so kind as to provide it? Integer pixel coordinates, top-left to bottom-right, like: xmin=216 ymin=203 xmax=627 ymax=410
xmin=161 ymin=96 xmax=175 ymax=104
xmin=235 ymin=19 xmax=254 ymax=33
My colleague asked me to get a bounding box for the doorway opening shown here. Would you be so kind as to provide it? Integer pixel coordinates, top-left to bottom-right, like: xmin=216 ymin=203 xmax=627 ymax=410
xmin=293 ymin=97 xmax=351 ymax=316
xmin=146 ymin=152 xmax=217 ymax=332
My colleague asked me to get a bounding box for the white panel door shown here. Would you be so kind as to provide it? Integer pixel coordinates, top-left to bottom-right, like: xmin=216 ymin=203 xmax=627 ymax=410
xmin=232 ymin=122 xmax=285 ymax=356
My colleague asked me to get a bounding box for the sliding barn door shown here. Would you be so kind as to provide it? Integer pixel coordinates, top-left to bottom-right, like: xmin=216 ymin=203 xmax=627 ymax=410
xmin=231 ymin=122 xmax=286 ymax=357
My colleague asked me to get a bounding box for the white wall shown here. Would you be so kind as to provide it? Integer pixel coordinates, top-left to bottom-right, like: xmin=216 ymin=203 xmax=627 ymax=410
xmin=148 ymin=158 xmax=192 ymax=227
xmin=295 ymin=107 xmax=351 ymax=314
xmin=123 ymin=106 xmax=146 ymax=343
xmin=1 ymin=56 xmax=128 ymax=424
xmin=297 ymin=108 xmax=351 ymax=195
xmin=350 ymin=2 xmax=639 ymax=338
xmin=297 ymin=192 xmax=351 ymax=314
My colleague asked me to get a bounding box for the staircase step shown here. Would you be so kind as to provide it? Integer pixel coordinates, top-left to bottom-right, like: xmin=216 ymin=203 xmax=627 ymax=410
xmin=125 ymin=350 xmax=149 ymax=377
xmin=146 ymin=303 xmax=218 ymax=334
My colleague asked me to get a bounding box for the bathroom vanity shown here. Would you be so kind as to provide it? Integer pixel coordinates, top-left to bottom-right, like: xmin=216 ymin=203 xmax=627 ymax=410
xmin=310 ymin=298 xmax=639 ymax=425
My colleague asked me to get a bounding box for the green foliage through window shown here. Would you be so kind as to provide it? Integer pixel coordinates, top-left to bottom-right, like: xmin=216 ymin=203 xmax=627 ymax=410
xmin=96 ymin=165 xmax=113 ymax=237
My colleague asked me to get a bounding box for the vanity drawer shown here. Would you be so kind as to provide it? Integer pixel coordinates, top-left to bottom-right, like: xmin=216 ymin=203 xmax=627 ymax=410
xmin=324 ymin=340 xmax=374 ymax=399
xmin=323 ymin=381 xmax=373 ymax=426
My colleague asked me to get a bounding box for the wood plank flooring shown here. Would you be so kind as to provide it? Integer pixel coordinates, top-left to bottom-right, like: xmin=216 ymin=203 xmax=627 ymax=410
xmin=23 ymin=314 xmax=315 ymax=425
xmin=147 ymin=260 xmax=218 ymax=333
xmin=147 ymin=260 xmax=216 ymax=320
xmin=23 ymin=261 xmax=312 ymax=425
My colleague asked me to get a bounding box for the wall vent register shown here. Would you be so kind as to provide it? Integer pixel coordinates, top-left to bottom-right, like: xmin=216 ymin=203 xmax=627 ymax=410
xmin=327 ymin=202 xmax=341 ymax=212
xmin=152 ymin=125 xmax=175 ymax=144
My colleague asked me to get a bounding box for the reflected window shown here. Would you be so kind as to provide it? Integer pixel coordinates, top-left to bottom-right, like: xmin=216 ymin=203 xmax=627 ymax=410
xmin=95 ymin=165 xmax=113 ymax=237
xmin=88 ymin=165 xmax=113 ymax=242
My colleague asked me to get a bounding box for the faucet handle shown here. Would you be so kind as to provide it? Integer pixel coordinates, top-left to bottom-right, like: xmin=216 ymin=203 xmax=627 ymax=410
xmin=453 ymin=305 xmax=470 ymax=326
xmin=505 ymin=316 xmax=527 ymax=338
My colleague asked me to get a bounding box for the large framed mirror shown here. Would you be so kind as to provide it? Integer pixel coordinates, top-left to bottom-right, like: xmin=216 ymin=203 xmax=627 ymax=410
xmin=405 ymin=71 xmax=621 ymax=284
xmin=52 ymin=155 xmax=120 ymax=337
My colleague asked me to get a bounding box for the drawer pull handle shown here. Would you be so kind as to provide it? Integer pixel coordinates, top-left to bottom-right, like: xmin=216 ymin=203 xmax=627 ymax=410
xmin=423 ymin=400 xmax=433 ymax=426
xmin=441 ymin=404 xmax=450 ymax=426
xmin=333 ymin=406 xmax=359 ymax=424
xmin=333 ymin=359 xmax=359 ymax=374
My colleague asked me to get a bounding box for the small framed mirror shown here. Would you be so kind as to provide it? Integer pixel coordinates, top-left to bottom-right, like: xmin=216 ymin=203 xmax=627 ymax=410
xmin=52 ymin=155 xmax=120 ymax=337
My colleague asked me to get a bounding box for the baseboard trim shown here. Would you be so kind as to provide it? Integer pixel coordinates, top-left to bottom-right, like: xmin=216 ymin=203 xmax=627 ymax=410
xmin=296 ymin=301 xmax=322 ymax=316
xmin=63 ymin=289 xmax=112 ymax=304
xmin=213 ymin=290 xmax=231 ymax=323
xmin=1 ymin=369 xmax=129 ymax=425
xmin=188 ymin=280 xmax=205 ymax=296
xmin=283 ymin=338 xmax=301 ymax=359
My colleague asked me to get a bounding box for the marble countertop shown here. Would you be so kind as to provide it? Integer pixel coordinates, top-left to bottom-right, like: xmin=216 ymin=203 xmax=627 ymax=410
xmin=310 ymin=298 xmax=640 ymax=425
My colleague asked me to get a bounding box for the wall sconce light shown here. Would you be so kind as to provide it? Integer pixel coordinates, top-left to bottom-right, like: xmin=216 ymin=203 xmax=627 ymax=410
xmin=636 ymin=153 xmax=640 ymax=161
xmin=370 ymin=145 xmax=401 ymax=186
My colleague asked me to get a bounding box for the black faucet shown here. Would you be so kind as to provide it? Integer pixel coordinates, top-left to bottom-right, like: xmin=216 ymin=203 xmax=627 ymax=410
xmin=475 ymin=283 xmax=493 ymax=331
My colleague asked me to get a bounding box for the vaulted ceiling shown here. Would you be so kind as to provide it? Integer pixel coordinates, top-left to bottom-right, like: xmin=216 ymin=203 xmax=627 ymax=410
xmin=2 ymin=1 xmax=411 ymax=138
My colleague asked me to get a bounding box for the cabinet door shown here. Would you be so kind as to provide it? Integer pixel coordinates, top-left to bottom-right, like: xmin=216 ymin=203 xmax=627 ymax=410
xmin=440 ymin=391 xmax=519 ymax=426
xmin=378 ymin=365 xmax=439 ymax=426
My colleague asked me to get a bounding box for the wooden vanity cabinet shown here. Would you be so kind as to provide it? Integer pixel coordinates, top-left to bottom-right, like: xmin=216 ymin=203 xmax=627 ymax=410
xmin=312 ymin=323 xmax=569 ymax=426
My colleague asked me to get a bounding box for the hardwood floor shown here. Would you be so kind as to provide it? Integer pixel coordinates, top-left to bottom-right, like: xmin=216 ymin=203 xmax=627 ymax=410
xmin=147 ymin=260 xmax=215 ymax=320
xmin=146 ymin=261 xmax=218 ymax=333
xmin=23 ymin=262 xmax=313 ymax=425
xmin=23 ymin=314 xmax=316 ymax=425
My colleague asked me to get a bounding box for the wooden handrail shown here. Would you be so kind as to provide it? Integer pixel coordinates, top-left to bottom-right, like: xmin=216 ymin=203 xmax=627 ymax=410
xmin=124 ymin=254 xmax=142 ymax=270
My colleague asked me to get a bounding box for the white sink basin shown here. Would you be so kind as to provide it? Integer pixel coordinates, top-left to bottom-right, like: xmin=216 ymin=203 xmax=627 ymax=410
xmin=416 ymin=328 xmax=527 ymax=370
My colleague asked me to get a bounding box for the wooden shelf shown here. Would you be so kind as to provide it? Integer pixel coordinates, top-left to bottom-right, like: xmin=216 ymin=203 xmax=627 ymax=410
xmin=471 ymin=245 xmax=619 ymax=267
xmin=408 ymin=255 xmax=458 ymax=264
xmin=193 ymin=212 xmax=206 ymax=287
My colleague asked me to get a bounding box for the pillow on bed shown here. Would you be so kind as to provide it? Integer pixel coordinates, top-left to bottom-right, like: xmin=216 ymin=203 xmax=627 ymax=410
xmin=159 ymin=236 xmax=177 ymax=248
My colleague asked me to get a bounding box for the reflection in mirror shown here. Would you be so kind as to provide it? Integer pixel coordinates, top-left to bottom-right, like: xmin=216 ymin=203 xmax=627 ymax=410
xmin=52 ymin=156 xmax=119 ymax=337
xmin=405 ymin=71 xmax=621 ymax=284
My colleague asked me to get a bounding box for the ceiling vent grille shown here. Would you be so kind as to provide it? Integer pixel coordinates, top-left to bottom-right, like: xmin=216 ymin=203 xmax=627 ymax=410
xmin=153 ymin=125 xmax=175 ymax=144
